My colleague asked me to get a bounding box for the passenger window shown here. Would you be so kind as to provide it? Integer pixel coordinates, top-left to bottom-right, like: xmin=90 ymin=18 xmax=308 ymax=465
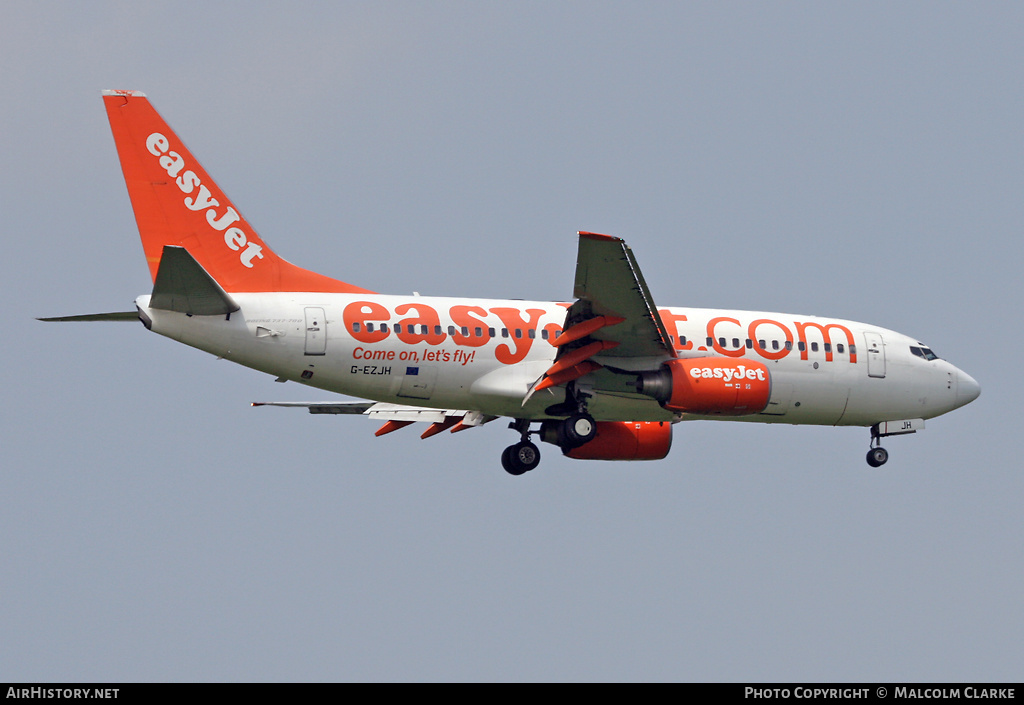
xmin=706 ymin=337 xmax=714 ymax=346
xmin=772 ymin=340 xmax=779 ymax=351
xmin=394 ymin=324 xmax=402 ymax=334
xmin=745 ymin=339 xmax=753 ymax=349
xmin=542 ymin=330 xmax=549 ymax=340
xmin=461 ymin=326 xmax=469 ymax=336
xmin=502 ymin=328 xmax=509 ymax=338
xmin=732 ymin=338 xmax=740 ymax=348
xmin=718 ymin=337 xmax=726 ymax=347
xmin=380 ymin=324 xmax=388 ymax=333
xmin=448 ymin=325 xmax=456 ymax=336
xmin=798 ymin=342 xmax=806 ymax=352
xmin=422 ymin=325 xmax=430 ymax=335
xmin=352 ymin=322 xmax=361 ymax=332
xmin=785 ymin=341 xmax=793 ymax=351
xmin=810 ymin=342 xmax=818 ymax=352
xmin=529 ymin=329 xmax=535 ymax=339
xmin=824 ymin=343 xmax=831 ymax=353
xmin=434 ymin=325 xmax=442 ymax=336
xmin=680 ymin=336 xmax=687 ymax=346
xmin=758 ymin=339 xmax=766 ymax=349
xmin=474 ymin=327 xmax=482 ymax=337
xmin=367 ymin=323 xmax=375 ymax=333
xmin=849 ymin=345 xmax=857 ymax=355
xmin=837 ymin=343 xmax=844 ymax=353
xmin=488 ymin=327 xmax=496 ymax=338
xmin=515 ymin=329 xmax=523 ymax=339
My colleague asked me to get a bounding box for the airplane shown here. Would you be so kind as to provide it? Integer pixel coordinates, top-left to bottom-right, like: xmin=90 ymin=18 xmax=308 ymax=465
xmin=41 ymin=90 xmax=981 ymax=475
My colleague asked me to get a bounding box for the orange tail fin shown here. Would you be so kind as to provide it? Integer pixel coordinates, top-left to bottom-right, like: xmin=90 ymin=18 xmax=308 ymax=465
xmin=103 ymin=90 xmax=372 ymax=294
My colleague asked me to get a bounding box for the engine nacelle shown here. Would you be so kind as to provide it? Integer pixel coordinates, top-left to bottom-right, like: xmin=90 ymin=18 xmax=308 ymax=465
xmin=556 ymin=421 xmax=673 ymax=461
xmin=637 ymin=358 xmax=771 ymax=415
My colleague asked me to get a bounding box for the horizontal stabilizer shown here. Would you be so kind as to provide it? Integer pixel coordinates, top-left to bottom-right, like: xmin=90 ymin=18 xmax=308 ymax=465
xmin=37 ymin=311 xmax=139 ymax=322
xmin=150 ymin=246 xmax=240 ymax=315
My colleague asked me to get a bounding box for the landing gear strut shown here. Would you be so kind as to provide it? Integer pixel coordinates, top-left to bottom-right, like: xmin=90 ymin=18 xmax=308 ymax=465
xmin=867 ymin=427 xmax=889 ymax=467
xmin=556 ymin=383 xmax=596 ymax=450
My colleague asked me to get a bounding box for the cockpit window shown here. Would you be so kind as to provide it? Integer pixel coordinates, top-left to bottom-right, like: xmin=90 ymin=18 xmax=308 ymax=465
xmin=910 ymin=345 xmax=940 ymax=361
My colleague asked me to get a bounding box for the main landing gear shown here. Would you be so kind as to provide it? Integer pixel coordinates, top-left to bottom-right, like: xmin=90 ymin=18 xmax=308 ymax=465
xmin=501 ymin=440 xmax=541 ymax=476
xmin=501 ymin=412 xmax=597 ymax=476
xmin=501 ymin=418 xmax=541 ymax=476
xmin=562 ymin=412 xmax=597 ymax=448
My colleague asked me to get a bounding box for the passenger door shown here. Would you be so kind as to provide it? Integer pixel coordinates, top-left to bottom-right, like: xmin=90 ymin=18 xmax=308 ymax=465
xmin=304 ymin=307 xmax=327 ymax=356
xmin=864 ymin=332 xmax=885 ymax=378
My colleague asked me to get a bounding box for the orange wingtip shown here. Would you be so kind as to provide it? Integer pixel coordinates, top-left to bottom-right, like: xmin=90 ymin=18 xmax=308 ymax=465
xmin=578 ymin=231 xmax=622 ymax=242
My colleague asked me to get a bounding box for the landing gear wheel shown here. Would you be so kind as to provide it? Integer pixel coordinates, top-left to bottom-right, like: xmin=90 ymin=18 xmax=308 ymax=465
xmin=866 ymin=447 xmax=889 ymax=467
xmin=562 ymin=413 xmax=597 ymax=449
xmin=502 ymin=441 xmax=541 ymax=475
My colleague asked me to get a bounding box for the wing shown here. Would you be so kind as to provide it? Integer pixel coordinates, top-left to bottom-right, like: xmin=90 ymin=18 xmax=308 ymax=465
xmin=252 ymin=401 xmax=497 ymax=439
xmin=534 ymin=232 xmax=676 ymax=393
xmin=571 ymin=232 xmax=676 ymax=358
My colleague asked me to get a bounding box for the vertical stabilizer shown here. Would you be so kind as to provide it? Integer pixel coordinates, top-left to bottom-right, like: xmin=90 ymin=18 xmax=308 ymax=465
xmin=102 ymin=90 xmax=372 ymax=294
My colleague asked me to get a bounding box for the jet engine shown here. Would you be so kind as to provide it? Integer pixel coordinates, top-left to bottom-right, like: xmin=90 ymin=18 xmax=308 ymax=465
xmin=540 ymin=421 xmax=673 ymax=461
xmin=637 ymin=358 xmax=771 ymax=415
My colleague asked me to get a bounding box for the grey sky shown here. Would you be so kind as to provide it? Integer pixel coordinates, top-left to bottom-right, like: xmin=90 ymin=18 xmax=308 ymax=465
xmin=1 ymin=2 xmax=1020 ymax=681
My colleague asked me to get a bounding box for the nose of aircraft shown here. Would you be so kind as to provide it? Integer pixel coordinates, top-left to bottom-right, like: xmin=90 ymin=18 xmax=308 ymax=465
xmin=956 ymin=370 xmax=981 ymax=408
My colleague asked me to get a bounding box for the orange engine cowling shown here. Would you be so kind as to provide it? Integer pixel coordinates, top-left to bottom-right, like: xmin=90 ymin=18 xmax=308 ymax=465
xmin=637 ymin=358 xmax=772 ymax=415
xmin=562 ymin=421 xmax=672 ymax=461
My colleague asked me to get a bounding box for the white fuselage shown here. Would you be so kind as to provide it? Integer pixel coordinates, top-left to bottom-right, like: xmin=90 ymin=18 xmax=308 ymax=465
xmin=137 ymin=291 xmax=980 ymax=428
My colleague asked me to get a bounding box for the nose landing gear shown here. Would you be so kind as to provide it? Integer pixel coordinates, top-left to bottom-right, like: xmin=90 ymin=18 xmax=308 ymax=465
xmin=867 ymin=425 xmax=889 ymax=467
